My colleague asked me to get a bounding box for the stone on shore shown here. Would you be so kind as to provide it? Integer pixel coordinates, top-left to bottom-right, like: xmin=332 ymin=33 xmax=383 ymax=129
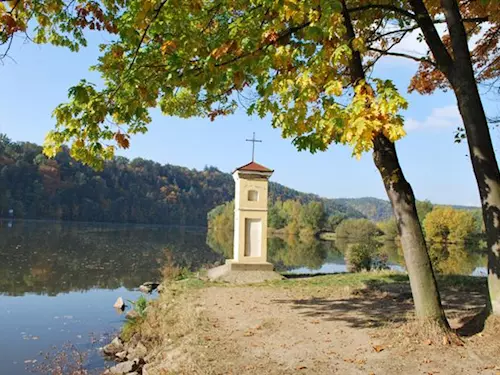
xmin=138 ymin=285 xmax=150 ymax=293
xmin=113 ymin=297 xmax=125 ymax=310
xmin=139 ymin=281 xmax=160 ymax=294
xmin=103 ymin=337 xmax=124 ymax=356
xmin=104 ymin=358 xmax=144 ymax=374
xmin=115 ymin=351 xmax=128 ymax=361
xmin=128 ymin=341 xmax=147 ymax=359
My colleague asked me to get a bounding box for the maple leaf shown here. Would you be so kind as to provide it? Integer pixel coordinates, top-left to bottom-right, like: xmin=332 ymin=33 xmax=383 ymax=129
xmin=114 ymin=132 xmax=130 ymax=149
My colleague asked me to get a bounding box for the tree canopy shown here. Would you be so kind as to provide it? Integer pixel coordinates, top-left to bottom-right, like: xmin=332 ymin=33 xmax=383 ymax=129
xmin=30 ymin=0 xmax=416 ymax=168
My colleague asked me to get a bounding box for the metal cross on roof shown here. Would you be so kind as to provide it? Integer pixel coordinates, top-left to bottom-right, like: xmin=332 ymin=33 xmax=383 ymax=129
xmin=246 ymin=132 xmax=262 ymax=162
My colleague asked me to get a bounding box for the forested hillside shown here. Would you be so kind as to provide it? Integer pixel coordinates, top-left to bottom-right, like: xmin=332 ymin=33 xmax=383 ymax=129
xmin=0 ymin=136 xmax=365 ymax=225
xmin=335 ymin=197 xmax=393 ymax=222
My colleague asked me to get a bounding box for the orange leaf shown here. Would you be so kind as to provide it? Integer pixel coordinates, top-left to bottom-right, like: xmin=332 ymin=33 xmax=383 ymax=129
xmin=372 ymin=345 xmax=384 ymax=353
xmin=114 ymin=132 xmax=130 ymax=149
xmin=161 ymin=41 xmax=177 ymax=55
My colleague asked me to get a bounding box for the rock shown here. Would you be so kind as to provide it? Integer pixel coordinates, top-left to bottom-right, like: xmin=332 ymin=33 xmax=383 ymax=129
xmin=157 ymin=284 xmax=164 ymax=294
xmin=139 ymin=282 xmax=159 ymax=293
xmin=115 ymin=351 xmax=128 ymax=361
xmin=127 ymin=333 xmax=141 ymax=348
xmin=139 ymin=285 xmax=151 ymax=293
xmin=113 ymin=297 xmax=125 ymax=310
xmin=103 ymin=337 xmax=124 ymax=356
xmin=125 ymin=309 xmax=140 ymax=320
xmin=106 ymin=358 xmax=144 ymax=374
xmin=106 ymin=360 xmax=134 ymax=374
xmin=129 ymin=341 xmax=147 ymax=359
xmin=142 ymin=281 xmax=160 ymax=289
xmin=128 ymin=373 xmax=139 ymax=375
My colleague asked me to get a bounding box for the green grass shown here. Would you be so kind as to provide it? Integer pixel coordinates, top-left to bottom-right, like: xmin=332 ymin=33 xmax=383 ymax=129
xmin=161 ymin=271 xmax=487 ymax=299
xmin=275 ymin=270 xmax=408 ymax=289
xmin=436 ymin=274 xmax=487 ymax=290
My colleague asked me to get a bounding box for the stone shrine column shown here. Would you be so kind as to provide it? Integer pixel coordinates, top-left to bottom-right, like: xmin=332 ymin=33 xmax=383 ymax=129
xmin=232 ymin=161 xmax=273 ymax=264
xmin=207 ymin=161 xmax=281 ymax=283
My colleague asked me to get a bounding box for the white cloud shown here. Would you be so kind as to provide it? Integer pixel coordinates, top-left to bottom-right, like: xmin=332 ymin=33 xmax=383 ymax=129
xmin=405 ymin=105 xmax=462 ymax=131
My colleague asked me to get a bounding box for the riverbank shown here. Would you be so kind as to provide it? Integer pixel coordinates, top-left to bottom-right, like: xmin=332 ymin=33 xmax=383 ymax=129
xmin=105 ymin=272 xmax=500 ymax=375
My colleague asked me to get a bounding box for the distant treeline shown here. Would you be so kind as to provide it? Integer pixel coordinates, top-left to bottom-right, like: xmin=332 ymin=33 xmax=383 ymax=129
xmin=0 ymin=135 xmax=364 ymax=225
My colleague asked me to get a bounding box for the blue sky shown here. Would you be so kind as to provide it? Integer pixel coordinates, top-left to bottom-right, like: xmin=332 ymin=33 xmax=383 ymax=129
xmin=1 ymin=32 xmax=498 ymax=206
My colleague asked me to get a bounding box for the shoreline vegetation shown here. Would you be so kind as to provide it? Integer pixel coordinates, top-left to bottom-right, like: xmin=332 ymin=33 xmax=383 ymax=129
xmin=101 ymin=204 xmax=491 ymax=374
xmin=208 ymin=199 xmax=484 ymax=244
xmin=103 ymin=271 xmax=499 ymax=375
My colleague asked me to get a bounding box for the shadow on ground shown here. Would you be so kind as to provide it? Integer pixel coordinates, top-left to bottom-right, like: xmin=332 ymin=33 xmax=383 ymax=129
xmin=274 ymin=274 xmax=488 ymax=332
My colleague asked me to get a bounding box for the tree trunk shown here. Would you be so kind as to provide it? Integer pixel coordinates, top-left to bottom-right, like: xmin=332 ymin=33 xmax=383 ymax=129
xmin=372 ymin=134 xmax=449 ymax=324
xmin=440 ymin=0 xmax=500 ymax=315
xmin=450 ymin=72 xmax=500 ymax=315
xmin=341 ymin=0 xmax=449 ymax=325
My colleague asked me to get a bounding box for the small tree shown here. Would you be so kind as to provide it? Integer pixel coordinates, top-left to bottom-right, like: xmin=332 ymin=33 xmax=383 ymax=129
xmin=423 ymin=206 xmax=478 ymax=244
xmin=336 ymin=218 xmax=382 ymax=240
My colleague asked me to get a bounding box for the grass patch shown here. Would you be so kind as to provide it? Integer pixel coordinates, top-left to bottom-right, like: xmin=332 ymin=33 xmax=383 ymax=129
xmin=121 ymin=316 xmax=144 ymax=342
xmin=436 ymin=274 xmax=487 ymax=291
xmin=277 ymin=270 xmax=407 ymax=289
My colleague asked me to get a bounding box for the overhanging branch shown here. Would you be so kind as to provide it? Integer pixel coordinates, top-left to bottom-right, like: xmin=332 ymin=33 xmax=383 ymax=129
xmin=347 ymin=4 xmax=416 ymax=20
xmin=368 ymin=47 xmax=436 ymax=65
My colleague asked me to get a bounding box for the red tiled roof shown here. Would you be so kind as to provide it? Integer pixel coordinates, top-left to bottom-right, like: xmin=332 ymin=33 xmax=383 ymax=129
xmin=235 ymin=161 xmax=273 ymax=173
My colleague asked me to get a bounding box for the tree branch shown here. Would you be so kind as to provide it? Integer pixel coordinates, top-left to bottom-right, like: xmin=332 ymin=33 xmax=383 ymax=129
xmin=408 ymin=0 xmax=454 ymax=74
xmin=368 ymin=47 xmax=436 ymax=65
xmin=347 ymin=4 xmax=416 ymax=20
xmin=214 ymin=21 xmax=311 ymax=69
xmin=126 ymin=0 xmax=169 ymax=75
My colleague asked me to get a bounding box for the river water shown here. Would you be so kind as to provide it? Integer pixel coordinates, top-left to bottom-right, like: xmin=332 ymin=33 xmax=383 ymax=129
xmin=0 ymin=220 xmax=487 ymax=374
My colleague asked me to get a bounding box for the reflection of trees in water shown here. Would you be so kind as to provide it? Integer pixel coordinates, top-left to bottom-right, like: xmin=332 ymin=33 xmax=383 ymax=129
xmin=0 ymin=221 xmax=223 ymax=296
xmin=269 ymin=235 xmax=330 ymax=270
xmin=206 ymin=228 xmax=486 ymax=276
xmin=428 ymin=242 xmax=485 ymax=275
xmin=207 ymin=229 xmax=333 ymax=271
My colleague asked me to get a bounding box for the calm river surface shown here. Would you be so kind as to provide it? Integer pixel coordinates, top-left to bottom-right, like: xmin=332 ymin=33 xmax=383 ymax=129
xmin=0 ymin=220 xmax=487 ymax=374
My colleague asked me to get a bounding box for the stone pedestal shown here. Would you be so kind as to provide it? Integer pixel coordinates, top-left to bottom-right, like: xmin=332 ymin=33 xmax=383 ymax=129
xmin=207 ymin=260 xmax=283 ymax=284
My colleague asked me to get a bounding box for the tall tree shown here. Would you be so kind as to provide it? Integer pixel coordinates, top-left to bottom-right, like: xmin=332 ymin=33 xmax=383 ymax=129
xmin=340 ymin=1 xmax=447 ymax=325
xmin=341 ymin=0 xmax=500 ymax=315
xmin=409 ymin=0 xmax=500 ymax=316
xmin=41 ymin=0 xmax=450 ymax=325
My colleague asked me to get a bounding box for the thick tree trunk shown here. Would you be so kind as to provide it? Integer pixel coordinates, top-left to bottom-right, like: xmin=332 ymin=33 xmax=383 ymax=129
xmin=452 ymin=81 xmax=500 ymax=315
xmin=372 ymin=134 xmax=449 ymax=324
xmin=341 ymin=0 xmax=449 ymax=325
xmin=440 ymin=0 xmax=500 ymax=315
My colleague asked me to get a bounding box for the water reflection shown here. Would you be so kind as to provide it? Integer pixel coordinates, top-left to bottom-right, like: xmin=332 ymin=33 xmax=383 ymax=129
xmin=0 ymin=220 xmax=224 ymax=296
xmin=207 ymin=228 xmax=340 ymax=271
xmin=428 ymin=242 xmax=485 ymax=275
xmin=207 ymin=227 xmax=486 ymax=276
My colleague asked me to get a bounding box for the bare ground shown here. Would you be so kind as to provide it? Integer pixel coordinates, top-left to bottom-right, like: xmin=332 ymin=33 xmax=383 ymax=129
xmin=138 ymin=274 xmax=500 ymax=375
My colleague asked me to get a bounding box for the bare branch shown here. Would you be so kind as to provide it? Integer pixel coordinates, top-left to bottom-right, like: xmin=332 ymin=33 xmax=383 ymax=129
xmin=368 ymin=47 xmax=436 ymax=65
xmin=0 ymin=34 xmax=14 ymax=61
xmin=369 ymin=25 xmax=421 ymax=42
